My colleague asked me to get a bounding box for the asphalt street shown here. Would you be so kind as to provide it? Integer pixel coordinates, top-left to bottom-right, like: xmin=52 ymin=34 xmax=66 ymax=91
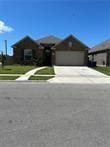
xmin=0 ymin=82 xmax=110 ymax=147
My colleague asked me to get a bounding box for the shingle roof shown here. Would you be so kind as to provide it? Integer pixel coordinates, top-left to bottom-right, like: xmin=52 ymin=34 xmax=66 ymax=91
xmin=54 ymin=34 xmax=89 ymax=49
xmin=12 ymin=35 xmax=38 ymax=47
xmin=36 ymin=35 xmax=61 ymax=45
xmin=89 ymin=39 xmax=110 ymax=53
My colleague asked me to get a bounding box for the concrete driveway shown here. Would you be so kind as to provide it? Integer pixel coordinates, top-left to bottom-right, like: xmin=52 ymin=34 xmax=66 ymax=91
xmin=48 ymin=66 xmax=110 ymax=84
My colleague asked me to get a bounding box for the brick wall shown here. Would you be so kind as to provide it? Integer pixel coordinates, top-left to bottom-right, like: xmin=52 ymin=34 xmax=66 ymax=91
xmin=13 ymin=38 xmax=41 ymax=64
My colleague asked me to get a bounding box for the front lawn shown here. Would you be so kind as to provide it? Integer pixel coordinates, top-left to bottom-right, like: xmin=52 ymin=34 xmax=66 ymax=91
xmin=0 ymin=76 xmax=19 ymax=80
xmin=0 ymin=65 xmax=36 ymax=74
xmin=29 ymin=76 xmax=54 ymax=80
xmin=36 ymin=67 xmax=55 ymax=75
xmin=93 ymin=66 xmax=110 ymax=76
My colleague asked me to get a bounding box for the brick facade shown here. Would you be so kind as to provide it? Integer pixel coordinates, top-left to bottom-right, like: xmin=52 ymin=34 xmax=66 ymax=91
xmin=13 ymin=36 xmax=39 ymax=64
xmin=54 ymin=35 xmax=88 ymax=65
xmin=12 ymin=35 xmax=89 ymax=66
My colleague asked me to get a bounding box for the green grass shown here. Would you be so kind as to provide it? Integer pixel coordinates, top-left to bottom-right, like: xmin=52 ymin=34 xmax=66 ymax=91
xmin=29 ymin=76 xmax=54 ymax=80
xmin=0 ymin=76 xmax=19 ymax=80
xmin=36 ymin=67 xmax=55 ymax=75
xmin=93 ymin=66 xmax=110 ymax=76
xmin=0 ymin=65 xmax=36 ymax=74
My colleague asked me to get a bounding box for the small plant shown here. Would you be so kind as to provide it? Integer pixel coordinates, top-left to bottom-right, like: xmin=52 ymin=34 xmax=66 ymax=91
xmin=33 ymin=56 xmax=43 ymax=66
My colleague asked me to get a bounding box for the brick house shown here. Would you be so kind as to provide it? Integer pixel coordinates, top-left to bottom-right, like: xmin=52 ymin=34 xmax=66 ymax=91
xmin=12 ymin=35 xmax=89 ymax=66
xmin=88 ymin=39 xmax=110 ymax=66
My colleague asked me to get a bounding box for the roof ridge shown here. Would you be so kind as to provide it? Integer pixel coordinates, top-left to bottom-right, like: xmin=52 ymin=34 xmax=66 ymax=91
xmin=35 ymin=35 xmax=61 ymax=44
xmin=36 ymin=35 xmax=61 ymax=41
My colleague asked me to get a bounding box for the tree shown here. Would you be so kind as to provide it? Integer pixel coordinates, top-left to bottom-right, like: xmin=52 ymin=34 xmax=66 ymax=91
xmin=0 ymin=52 xmax=6 ymax=69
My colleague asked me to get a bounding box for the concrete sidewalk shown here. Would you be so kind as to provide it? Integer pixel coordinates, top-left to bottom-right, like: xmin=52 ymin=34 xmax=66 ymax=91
xmin=16 ymin=67 xmax=46 ymax=81
xmin=0 ymin=74 xmax=22 ymax=76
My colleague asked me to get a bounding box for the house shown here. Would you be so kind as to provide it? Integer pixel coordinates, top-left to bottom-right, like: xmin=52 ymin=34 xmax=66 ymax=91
xmin=88 ymin=39 xmax=110 ymax=66
xmin=12 ymin=35 xmax=89 ymax=66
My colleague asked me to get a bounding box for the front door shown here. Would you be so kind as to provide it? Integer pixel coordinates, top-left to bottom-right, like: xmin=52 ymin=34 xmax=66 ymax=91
xmin=43 ymin=48 xmax=52 ymax=66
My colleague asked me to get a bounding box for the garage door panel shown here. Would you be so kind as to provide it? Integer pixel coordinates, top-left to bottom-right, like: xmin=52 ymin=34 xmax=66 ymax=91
xmin=56 ymin=51 xmax=84 ymax=65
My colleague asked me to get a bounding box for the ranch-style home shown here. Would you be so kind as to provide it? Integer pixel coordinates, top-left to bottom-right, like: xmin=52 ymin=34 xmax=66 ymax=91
xmin=12 ymin=35 xmax=89 ymax=66
xmin=89 ymin=39 xmax=110 ymax=66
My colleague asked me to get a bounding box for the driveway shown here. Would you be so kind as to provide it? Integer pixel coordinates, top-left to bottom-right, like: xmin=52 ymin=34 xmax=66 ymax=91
xmin=48 ymin=66 xmax=110 ymax=84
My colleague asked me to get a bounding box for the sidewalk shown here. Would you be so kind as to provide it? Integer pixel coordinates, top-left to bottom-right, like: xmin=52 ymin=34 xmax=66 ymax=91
xmin=16 ymin=67 xmax=46 ymax=81
xmin=0 ymin=74 xmax=22 ymax=76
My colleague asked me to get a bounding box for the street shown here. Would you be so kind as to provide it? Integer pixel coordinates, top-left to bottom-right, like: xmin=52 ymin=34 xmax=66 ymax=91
xmin=0 ymin=82 xmax=110 ymax=147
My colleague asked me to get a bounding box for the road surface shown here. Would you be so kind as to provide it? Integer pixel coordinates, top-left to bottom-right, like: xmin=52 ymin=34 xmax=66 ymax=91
xmin=0 ymin=82 xmax=110 ymax=147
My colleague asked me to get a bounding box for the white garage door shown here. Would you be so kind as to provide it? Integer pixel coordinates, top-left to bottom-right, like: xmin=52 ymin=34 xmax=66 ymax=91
xmin=56 ymin=51 xmax=85 ymax=65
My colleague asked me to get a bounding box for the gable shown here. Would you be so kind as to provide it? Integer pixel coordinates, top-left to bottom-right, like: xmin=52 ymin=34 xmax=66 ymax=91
xmin=12 ymin=36 xmax=39 ymax=48
xmin=55 ymin=35 xmax=89 ymax=51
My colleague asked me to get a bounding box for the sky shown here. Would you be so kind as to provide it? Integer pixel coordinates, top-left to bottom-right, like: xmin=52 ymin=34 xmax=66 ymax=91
xmin=0 ymin=0 xmax=110 ymax=55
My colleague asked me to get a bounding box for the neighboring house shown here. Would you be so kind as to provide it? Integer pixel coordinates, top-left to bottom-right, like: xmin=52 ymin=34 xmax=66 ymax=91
xmin=88 ymin=39 xmax=110 ymax=66
xmin=12 ymin=35 xmax=89 ymax=66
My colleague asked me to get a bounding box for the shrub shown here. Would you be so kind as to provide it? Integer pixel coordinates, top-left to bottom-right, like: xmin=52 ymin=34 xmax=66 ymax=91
xmin=32 ymin=56 xmax=43 ymax=66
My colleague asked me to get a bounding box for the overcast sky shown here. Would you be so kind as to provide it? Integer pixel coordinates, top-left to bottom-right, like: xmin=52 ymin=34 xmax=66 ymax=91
xmin=0 ymin=0 xmax=110 ymax=55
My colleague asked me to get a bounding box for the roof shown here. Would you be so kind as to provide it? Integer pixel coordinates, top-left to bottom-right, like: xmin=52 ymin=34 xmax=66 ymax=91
xmin=54 ymin=34 xmax=89 ymax=49
xmin=36 ymin=35 xmax=61 ymax=45
xmin=12 ymin=36 xmax=38 ymax=47
xmin=89 ymin=39 xmax=110 ymax=53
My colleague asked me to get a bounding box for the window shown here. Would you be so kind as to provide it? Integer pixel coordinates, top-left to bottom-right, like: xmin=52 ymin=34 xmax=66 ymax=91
xmin=24 ymin=49 xmax=32 ymax=60
xmin=68 ymin=42 xmax=72 ymax=47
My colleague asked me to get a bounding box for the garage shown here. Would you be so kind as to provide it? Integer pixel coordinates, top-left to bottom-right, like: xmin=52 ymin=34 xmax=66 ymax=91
xmin=55 ymin=51 xmax=85 ymax=65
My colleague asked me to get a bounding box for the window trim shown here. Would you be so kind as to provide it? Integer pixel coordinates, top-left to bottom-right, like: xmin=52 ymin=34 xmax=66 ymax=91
xmin=24 ymin=49 xmax=32 ymax=60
